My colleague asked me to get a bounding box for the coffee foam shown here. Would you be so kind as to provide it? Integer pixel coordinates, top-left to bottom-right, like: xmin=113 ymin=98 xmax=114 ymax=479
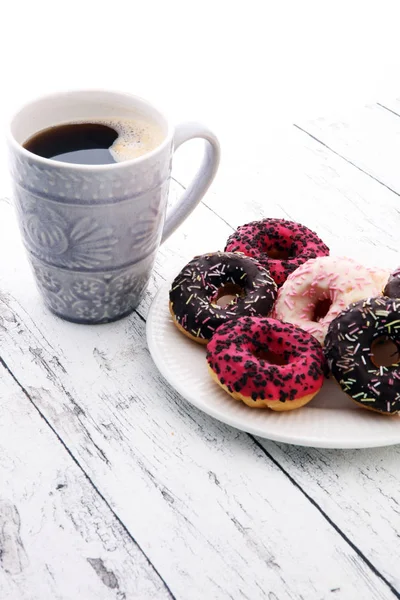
xmin=66 ymin=116 xmax=164 ymax=162
xmin=96 ymin=117 xmax=164 ymax=162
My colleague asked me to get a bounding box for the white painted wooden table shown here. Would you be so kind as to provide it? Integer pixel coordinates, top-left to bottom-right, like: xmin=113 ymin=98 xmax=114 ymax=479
xmin=1 ymin=95 xmax=400 ymax=600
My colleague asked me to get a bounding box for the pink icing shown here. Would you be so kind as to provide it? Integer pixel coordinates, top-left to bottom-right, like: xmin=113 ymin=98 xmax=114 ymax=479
xmin=206 ymin=316 xmax=325 ymax=403
xmin=274 ymin=256 xmax=387 ymax=344
xmin=225 ymin=218 xmax=330 ymax=286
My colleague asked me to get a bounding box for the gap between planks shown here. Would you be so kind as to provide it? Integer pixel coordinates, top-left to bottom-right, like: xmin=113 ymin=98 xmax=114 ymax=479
xmin=293 ymin=100 xmax=400 ymax=203
xmin=292 ymin=123 xmax=400 ymax=199
xmin=249 ymin=436 xmax=400 ymax=600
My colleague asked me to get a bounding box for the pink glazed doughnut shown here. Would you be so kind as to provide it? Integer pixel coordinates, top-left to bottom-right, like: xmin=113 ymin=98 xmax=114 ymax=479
xmin=225 ymin=218 xmax=330 ymax=286
xmin=206 ymin=316 xmax=325 ymax=411
xmin=274 ymin=256 xmax=389 ymax=345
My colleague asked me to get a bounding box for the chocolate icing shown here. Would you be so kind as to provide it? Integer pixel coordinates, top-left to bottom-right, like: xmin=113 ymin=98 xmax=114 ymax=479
xmin=325 ymin=297 xmax=400 ymax=413
xmin=169 ymin=252 xmax=277 ymax=342
xmin=384 ymin=267 xmax=400 ymax=298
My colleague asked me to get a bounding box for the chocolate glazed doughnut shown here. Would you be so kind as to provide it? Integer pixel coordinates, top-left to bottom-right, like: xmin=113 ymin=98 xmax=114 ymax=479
xmin=384 ymin=267 xmax=400 ymax=298
xmin=325 ymin=297 xmax=400 ymax=414
xmin=169 ymin=252 xmax=277 ymax=344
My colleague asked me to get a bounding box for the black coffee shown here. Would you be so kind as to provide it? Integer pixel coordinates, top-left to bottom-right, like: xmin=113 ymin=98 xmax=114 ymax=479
xmin=23 ymin=123 xmax=119 ymax=165
xmin=23 ymin=117 xmax=164 ymax=165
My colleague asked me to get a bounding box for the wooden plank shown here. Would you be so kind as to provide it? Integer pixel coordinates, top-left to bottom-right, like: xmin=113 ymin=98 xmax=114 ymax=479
xmin=174 ymin=125 xmax=399 ymax=272
xmin=0 ymin=363 xmax=170 ymax=600
xmin=257 ymin=439 xmax=400 ymax=592
xmin=0 ymin=198 xmax=397 ymax=599
xmin=296 ymin=101 xmax=400 ymax=199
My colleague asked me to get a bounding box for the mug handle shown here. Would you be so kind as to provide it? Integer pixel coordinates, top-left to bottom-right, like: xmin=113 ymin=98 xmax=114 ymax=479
xmin=161 ymin=122 xmax=220 ymax=243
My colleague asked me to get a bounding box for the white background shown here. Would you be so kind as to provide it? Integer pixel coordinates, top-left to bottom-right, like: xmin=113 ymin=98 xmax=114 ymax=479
xmin=2 ymin=0 xmax=400 ymax=136
xmin=3 ymin=0 xmax=400 ymax=215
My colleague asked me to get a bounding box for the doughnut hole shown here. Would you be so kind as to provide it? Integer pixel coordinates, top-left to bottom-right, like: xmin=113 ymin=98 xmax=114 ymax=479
xmin=267 ymin=247 xmax=293 ymax=260
xmin=264 ymin=239 xmax=296 ymax=260
xmin=311 ymin=295 xmax=332 ymax=322
xmin=371 ymin=336 xmax=400 ymax=367
xmin=254 ymin=348 xmax=288 ymax=366
xmin=212 ymin=283 xmax=244 ymax=308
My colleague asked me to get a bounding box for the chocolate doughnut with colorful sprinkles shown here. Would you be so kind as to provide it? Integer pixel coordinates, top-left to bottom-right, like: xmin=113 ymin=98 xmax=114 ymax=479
xmin=169 ymin=251 xmax=277 ymax=344
xmin=384 ymin=267 xmax=400 ymax=298
xmin=224 ymin=218 xmax=330 ymax=286
xmin=325 ymin=297 xmax=400 ymax=414
xmin=207 ymin=316 xmax=325 ymax=411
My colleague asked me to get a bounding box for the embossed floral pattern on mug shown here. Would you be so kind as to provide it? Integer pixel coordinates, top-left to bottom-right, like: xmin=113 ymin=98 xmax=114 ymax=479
xmin=129 ymin=210 xmax=164 ymax=257
xmin=15 ymin=187 xmax=165 ymax=270
xmin=71 ymin=278 xmax=107 ymax=300
xmin=19 ymin=203 xmax=119 ymax=269
xmin=67 ymin=218 xmax=118 ymax=268
xmin=26 ymin=209 xmax=69 ymax=256
xmin=71 ymin=301 xmax=105 ymax=322
xmin=30 ymin=254 xmax=155 ymax=323
xmin=34 ymin=265 xmax=62 ymax=293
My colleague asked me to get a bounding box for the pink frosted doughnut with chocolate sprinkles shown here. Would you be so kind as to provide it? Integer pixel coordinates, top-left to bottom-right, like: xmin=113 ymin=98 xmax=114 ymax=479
xmin=207 ymin=316 xmax=325 ymax=411
xmin=225 ymin=218 xmax=330 ymax=286
xmin=274 ymin=256 xmax=387 ymax=345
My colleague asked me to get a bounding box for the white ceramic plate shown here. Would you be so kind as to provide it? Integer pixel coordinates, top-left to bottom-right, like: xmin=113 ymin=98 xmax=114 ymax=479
xmin=146 ymin=282 xmax=400 ymax=449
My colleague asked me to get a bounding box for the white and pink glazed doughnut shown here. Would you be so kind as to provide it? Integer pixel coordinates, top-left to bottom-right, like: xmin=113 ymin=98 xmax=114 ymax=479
xmin=274 ymin=256 xmax=389 ymax=345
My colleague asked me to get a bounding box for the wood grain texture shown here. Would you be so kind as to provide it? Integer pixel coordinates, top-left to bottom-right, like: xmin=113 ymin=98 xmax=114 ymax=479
xmin=175 ymin=125 xmax=399 ymax=270
xmin=258 ymin=439 xmax=400 ymax=592
xmin=0 ymin=363 xmax=170 ymax=600
xmin=0 ymin=192 xmax=398 ymax=599
xmin=296 ymin=100 xmax=400 ymax=202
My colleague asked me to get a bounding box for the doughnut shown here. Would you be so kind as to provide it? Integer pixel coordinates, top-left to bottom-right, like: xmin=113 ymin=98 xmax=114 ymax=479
xmin=274 ymin=256 xmax=387 ymax=345
xmin=369 ymin=266 xmax=391 ymax=293
xmin=169 ymin=251 xmax=277 ymax=344
xmin=224 ymin=218 xmax=330 ymax=286
xmin=384 ymin=267 xmax=400 ymax=298
xmin=206 ymin=316 xmax=325 ymax=411
xmin=325 ymin=297 xmax=400 ymax=415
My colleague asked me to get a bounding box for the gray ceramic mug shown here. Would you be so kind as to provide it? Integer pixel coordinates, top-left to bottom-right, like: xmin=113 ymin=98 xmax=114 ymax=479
xmin=7 ymin=90 xmax=220 ymax=323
